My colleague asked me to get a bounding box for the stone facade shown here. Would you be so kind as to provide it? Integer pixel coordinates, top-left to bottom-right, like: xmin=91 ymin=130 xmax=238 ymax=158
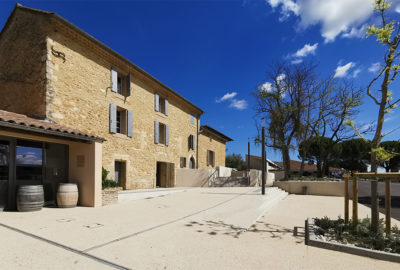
xmin=0 ymin=5 xmax=231 ymax=190
xmin=198 ymin=131 xmax=227 ymax=169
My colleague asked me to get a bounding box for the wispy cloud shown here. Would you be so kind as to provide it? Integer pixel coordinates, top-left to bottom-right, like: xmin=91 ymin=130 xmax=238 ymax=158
xmin=229 ymin=99 xmax=248 ymax=110
xmin=266 ymin=0 xmax=374 ymax=43
xmin=291 ymin=59 xmax=303 ymax=65
xmin=368 ymin=62 xmax=381 ymax=73
xmin=216 ymin=92 xmax=237 ymax=103
xmin=334 ymin=62 xmax=355 ymax=78
xmin=342 ymin=25 xmax=366 ymax=39
xmin=352 ymin=68 xmax=361 ymax=78
xmin=293 ymin=43 xmax=318 ymax=58
xmin=260 ymin=82 xmax=273 ymax=92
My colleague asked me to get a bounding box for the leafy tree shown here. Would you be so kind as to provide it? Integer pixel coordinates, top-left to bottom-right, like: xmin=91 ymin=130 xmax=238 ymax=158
xmin=225 ymin=153 xmax=247 ymax=171
xmin=379 ymin=141 xmax=400 ymax=172
xmin=338 ymin=139 xmax=371 ymax=173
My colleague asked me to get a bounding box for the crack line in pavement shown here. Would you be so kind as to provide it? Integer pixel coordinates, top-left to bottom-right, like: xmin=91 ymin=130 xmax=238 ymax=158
xmin=0 ymin=222 xmax=131 ymax=270
xmin=83 ymin=188 xmax=259 ymax=252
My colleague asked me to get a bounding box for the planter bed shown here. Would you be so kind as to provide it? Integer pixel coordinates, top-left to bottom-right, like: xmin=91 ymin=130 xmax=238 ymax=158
xmin=305 ymin=217 xmax=400 ymax=263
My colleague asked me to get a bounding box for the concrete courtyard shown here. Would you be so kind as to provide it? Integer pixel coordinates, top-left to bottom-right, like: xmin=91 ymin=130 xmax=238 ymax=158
xmin=0 ymin=187 xmax=399 ymax=270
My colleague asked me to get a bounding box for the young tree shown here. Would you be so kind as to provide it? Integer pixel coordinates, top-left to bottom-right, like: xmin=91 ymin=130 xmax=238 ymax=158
xmin=379 ymin=141 xmax=400 ymax=171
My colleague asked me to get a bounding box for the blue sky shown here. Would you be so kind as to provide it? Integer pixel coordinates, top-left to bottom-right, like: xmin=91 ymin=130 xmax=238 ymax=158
xmin=1 ymin=0 xmax=400 ymax=162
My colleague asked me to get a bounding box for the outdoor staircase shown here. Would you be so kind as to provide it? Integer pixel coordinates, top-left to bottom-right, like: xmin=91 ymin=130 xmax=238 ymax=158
xmin=210 ymin=176 xmax=250 ymax=187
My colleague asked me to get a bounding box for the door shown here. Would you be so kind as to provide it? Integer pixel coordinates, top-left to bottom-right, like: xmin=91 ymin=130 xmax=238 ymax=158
xmin=0 ymin=140 xmax=10 ymax=210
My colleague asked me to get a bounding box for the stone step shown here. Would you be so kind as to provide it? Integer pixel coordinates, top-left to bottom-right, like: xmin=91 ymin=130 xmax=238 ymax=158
xmin=211 ymin=177 xmax=250 ymax=187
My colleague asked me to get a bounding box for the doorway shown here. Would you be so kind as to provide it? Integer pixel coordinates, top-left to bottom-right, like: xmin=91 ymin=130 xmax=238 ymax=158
xmin=0 ymin=140 xmax=10 ymax=211
xmin=156 ymin=162 xmax=175 ymax=188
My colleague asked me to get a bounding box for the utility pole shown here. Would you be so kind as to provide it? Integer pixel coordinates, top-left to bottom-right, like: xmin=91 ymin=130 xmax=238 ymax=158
xmin=247 ymin=138 xmax=250 ymax=171
xmin=261 ymin=118 xmax=266 ymax=195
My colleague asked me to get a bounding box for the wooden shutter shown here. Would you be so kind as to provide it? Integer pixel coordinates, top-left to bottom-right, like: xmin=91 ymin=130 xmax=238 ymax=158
xmin=192 ymin=135 xmax=195 ymax=150
xmin=154 ymin=93 xmax=160 ymax=112
xmin=165 ymin=124 xmax=169 ymax=146
xmin=165 ymin=98 xmax=168 ymax=116
xmin=109 ymin=104 xmax=117 ymax=133
xmin=206 ymin=150 xmax=209 ymax=166
xmin=111 ymin=67 xmax=118 ymax=92
xmin=154 ymin=120 xmax=159 ymax=144
xmin=126 ymin=73 xmax=131 ymax=97
xmin=127 ymin=110 xmax=133 ymax=138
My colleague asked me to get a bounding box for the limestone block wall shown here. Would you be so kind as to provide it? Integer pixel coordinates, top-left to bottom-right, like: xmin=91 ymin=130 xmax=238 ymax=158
xmin=198 ymin=132 xmax=226 ymax=169
xmin=44 ymin=23 xmax=200 ymax=189
xmin=0 ymin=8 xmax=48 ymax=117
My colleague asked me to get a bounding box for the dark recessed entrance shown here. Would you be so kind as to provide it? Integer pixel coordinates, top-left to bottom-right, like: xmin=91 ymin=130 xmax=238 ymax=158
xmin=0 ymin=136 xmax=68 ymax=211
xmin=156 ymin=162 xmax=175 ymax=188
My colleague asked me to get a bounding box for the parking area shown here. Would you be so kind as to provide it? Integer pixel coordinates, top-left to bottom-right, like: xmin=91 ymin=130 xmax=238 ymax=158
xmin=0 ymin=187 xmax=399 ymax=269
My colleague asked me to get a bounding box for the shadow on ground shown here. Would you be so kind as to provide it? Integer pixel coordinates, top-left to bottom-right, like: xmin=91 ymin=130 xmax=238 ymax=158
xmin=184 ymin=220 xmax=304 ymax=244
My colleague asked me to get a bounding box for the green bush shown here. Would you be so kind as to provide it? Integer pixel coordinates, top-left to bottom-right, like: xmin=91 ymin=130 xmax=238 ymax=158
xmin=102 ymin=167 xmax=120 ymax=189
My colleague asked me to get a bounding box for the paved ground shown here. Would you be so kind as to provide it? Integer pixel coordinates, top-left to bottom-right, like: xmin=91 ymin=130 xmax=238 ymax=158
xmin=0 ymin=187 xmax=399 ymax=269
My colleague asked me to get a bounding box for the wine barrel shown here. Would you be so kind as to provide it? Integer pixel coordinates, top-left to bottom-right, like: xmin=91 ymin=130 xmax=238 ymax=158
xmin=17 ymin=185 xmax=44 ymax=212
xmin=57 ymin=183 xmax=78 ymax=208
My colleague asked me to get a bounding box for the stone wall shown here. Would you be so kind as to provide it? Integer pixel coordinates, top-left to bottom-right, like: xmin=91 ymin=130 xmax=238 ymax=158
xmin=274 ymin=181 xmax=344 ymax=196
xmin=198 ymin=131 xmax=226 ymax=169
xmin=0 ymin=8 xmax=48 ymax=117
xmin=175 ymin=168 xmax=215 ymax=187
xmin=102 ymin=187 xmax=123 ymax=206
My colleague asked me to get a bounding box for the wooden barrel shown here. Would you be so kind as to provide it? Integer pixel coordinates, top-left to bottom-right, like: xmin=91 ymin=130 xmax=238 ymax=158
xmin=57 ymin=183 xmax=78 ymax=208
xmin=17 ymin=185 xmax=44 ymax=212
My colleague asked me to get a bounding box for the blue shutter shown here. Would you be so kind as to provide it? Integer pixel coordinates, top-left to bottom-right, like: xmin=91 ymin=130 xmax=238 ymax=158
xmin=111 ymin=67 xmax=118 ymax=92
xmin=165 ymin=98 xmax=168 ymax=116
xmin=165 ymin=125 xmax=169 ymax=146
xmin=127 ymin=110 xmax=133 ymax=138
xmin=126 ymin=73 xmax=131 ymax=97
xmin=154 ymin=120 xmax=159 ymax=144
xmin=154 ymin=93 xmax=160 ymax=112
xmin=109 ymin=104 xmax=117 ymax=133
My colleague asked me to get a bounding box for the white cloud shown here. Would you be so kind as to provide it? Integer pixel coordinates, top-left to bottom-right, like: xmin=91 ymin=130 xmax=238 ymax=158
xmin=216 ymin=92 xmax=237 ymax=103
xmin=342 ymin=25 xmax=366 ymax=39
xmin=352 ymin=68 xmax=361 ymax=78
xmin=261 ymin=82 xmax=273 ymax=92
xmin=277 ymin=73 xmax=286 ymax=84
xmin=267 ymin=0 xmax=375 ymax=42
xmin=293 ymin=43 xmax=318 ymax=57
xmin=368 ymin=62 xmax=381 ymax=73
xmin=229 ymin=99 xmax=248 ymax=110
xmin=334 ymin=62 xmax=355 ymax=78
xmin=291 ymin=58 xmax=303 ymax=64
xmin=396 ymin=4 xmax=400 ymax=13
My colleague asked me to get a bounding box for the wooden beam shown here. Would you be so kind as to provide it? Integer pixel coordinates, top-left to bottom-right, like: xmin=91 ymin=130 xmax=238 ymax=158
xmin=385 ymin=179 xmax=391 ymax=235
xmin=353 ymin=172 xmax=400 ymax=179
xmin=344 ymin=174 xmax=349 ymax=223
xmin=352 ymin=174 xmax=358 ymax=225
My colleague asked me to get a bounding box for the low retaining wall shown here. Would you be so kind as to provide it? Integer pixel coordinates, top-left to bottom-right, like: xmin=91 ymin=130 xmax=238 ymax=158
xmin=175 ymin=168 xmax=215 ymax=187
xmin=218 ymin=166 xmax=233 ymax=177
xmin=274 ymin=181 xmax=344 ymax=196
xmin=250 ymin=169 xmax=275 ymax=187
xmin=102 ymin=187 xmax=123 ymax=206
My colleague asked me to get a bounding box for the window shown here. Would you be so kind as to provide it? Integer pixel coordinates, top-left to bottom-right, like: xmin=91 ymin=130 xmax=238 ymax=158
xmin=188 ymin=135 xmax=195 ymax=150
xmin=109 ymin=104 xmax=133 ymax=137
xmin=114 ymin=161 xmax=125 ymax=186
xmin=110 ymin=67 xmax=131 ymax=97
xmin=154 ymin=93 xmax=168 ymax=116
xmin=154 ymin=121 xmax=169 ymax=146
xmin=207 ymin=150 xmax=215 ymax=167
xmin=189 ymin=157 xmax=195 ymax=169
xmin=190 ymin=114 xmax=195 ymax=125
xmin=180 ymin=157 xmax=186 ymax=168
xmin=16 ymin=140 xmax=43 ymax=181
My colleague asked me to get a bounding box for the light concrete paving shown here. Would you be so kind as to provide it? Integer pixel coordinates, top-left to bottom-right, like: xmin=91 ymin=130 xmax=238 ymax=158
xmin=0 ymin=187 xmax=399 ymax=269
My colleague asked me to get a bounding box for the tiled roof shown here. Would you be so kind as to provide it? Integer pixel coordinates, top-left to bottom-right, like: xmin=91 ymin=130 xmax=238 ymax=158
xmin=274 ymin=160 xmax=342 ymax=172
xmin=200 ymin=125 xmax=233 ymax=142
xmin=0 ymin=110 xmax=105 ymax=142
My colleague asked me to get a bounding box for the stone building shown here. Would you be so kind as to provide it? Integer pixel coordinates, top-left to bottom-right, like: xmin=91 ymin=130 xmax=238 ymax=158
xmin=0 ymin=4 xmax=232 ymax=207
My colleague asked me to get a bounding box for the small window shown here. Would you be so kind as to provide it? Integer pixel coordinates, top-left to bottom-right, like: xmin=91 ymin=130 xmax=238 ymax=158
xmin=207 ymin=150 xmax=215 ymax=167
xmin=180 ymin=157 xmax=186 ymax=168
xmin=190 ymin=114 xmax=195 ymax=125
xmin=188 ymin=135 xmax=195 ymax=150
xmin=116 ymin=108 xmax=127 ymax=134
xmin=114 ymin=161 xmax=125 ymax=186
xmin=155 ymin=93 xmax=168 ymax=116
xmin=189 ymin=157 xmax=195 ymax=169
xmin=117 ymin=76 xmax=123 ymax=94
xmin=159 ymin=123 xmax=166 ymax=145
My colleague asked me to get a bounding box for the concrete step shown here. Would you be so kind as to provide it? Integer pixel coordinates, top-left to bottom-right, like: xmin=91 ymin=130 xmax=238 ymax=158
xmin=211 ymin=177 xmax=250 ymax=187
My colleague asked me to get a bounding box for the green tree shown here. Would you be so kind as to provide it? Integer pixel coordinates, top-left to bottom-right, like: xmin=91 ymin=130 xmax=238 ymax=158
xmin=379 ymin=141 xmax=400 ymax=172
xmin=338 ymin=139 xmax=371 ymax=173
xmin=225 ymin=153 xmax=247 ymax=171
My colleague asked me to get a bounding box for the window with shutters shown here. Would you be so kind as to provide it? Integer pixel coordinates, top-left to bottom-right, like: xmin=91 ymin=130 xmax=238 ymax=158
xmin=188 ymin=134 xmax=195 ymax=150
xmin=110 ymin=104 xmax=133 ymax=137
xmin=180 ymin=157 xmax=186 ymax=168
xmin=154 ymin=121 xmax=169 ymax=146
xmin=154 ymin=93 xmax=168 ymax=116
xmin=110 ymin=67 xmax=131 ymax=97
xmin=207 ymin=150 xmax=215 ymax=167
xmin=190 ymin=114 xmax=195 ymax=125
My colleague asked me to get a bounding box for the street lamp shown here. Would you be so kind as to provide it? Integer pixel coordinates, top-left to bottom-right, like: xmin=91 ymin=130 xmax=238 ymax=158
xmin=261 ymin=118 xmax=266 ymax=195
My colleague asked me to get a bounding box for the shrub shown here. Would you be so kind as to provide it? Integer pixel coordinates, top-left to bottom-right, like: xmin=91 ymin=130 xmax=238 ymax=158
xmin=102 ymin=167 xmax=120 ymax=189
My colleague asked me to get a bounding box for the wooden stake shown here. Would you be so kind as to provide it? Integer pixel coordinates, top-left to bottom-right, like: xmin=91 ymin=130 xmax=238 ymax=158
xmin=385 ymin=179 xmax=391 ymax=235
xmin=344 ymin=174 xmax=349 ymax=223
xmin=352 ymin=174 xmax=358 ymax=225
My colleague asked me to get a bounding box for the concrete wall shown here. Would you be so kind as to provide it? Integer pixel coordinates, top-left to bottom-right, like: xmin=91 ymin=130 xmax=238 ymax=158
xmin=274 ymin=181 xmax=344 ymax=197
xmin=249 ymin=169 xmax=275 ymax=187
xmin=175 ymin=168 xmax=215 ymax=187
xmin=217 ymin=166 xmax=232 ymax=177
xmin=198 ymin=131 xmax=227 ymax=169
xmin=0 ymin=130 xmax=102 ymax=207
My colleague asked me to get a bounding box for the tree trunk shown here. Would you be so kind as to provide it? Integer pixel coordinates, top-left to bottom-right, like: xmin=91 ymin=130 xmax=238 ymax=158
xmin=282 ymin=147 xmax=291 ymax=180
xmin=316 ymin=160 xmax=322 ymax=178
xmin=300 ymin=158 xmax=305 ymax=177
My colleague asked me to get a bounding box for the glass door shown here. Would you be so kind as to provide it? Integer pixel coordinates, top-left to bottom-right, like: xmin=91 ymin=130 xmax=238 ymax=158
xmin=0 ymin=140 xmax=10 ymax=210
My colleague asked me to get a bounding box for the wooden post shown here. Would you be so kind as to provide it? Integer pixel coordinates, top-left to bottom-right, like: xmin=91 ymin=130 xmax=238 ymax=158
xmin=371 ymin=176 xmax=379 ymax=233
xmin=344 ymin=174 xmax=349 ymax=223
xmin=352 ymin=174 xmax=358 ymax=225
xmin=385 ymin=179 xmax=391 ymax=235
